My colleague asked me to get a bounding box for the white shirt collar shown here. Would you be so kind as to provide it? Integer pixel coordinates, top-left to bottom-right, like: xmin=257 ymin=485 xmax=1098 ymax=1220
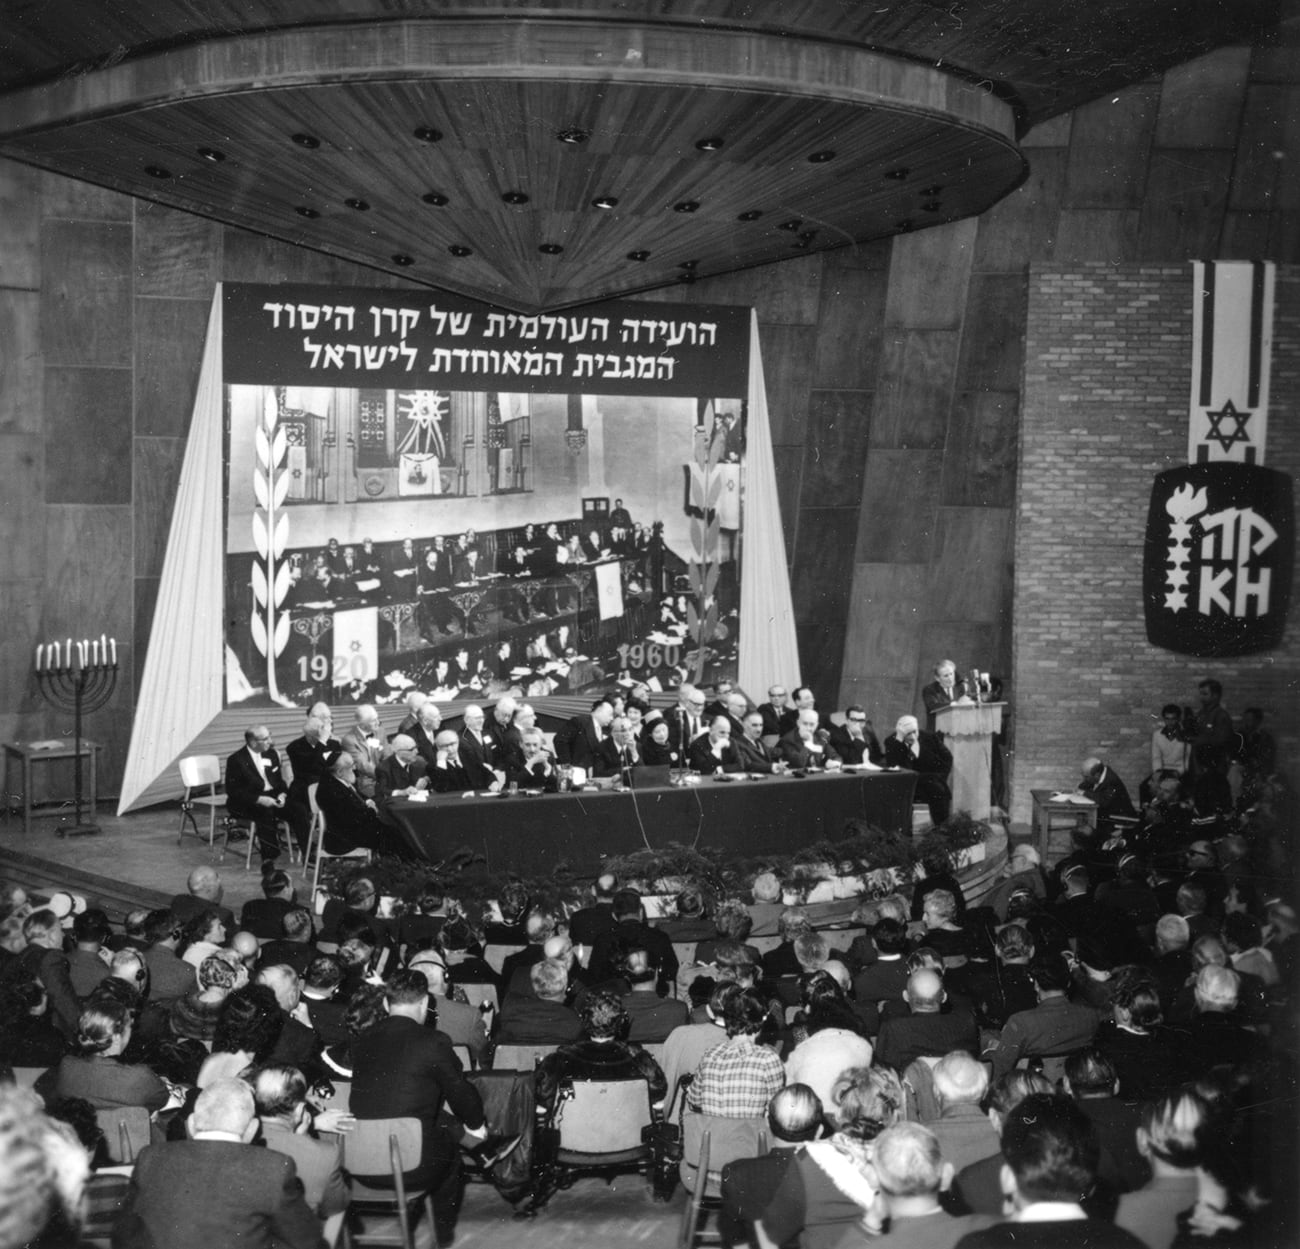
xmin=1015 ymin=1202 xmax=1087 ymax=1223
xmin=192 ymin=1130 xmax=247 ymax=1144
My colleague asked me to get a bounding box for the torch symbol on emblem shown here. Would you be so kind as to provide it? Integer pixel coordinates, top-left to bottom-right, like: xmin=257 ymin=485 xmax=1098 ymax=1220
xmin=1164 ymin=484 xmax=1210 ymax=612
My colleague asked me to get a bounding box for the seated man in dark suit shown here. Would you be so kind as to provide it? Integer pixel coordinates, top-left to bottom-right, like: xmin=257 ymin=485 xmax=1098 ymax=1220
xmin=873 ymin=968 xmax=978 ymax=1072
xmin=225 ymin=725 xmax=305 ymax=867
xmin=284 ymin=704 xmax=344 ymax=849
xmin=497 ymin=957 xmax=583 ymax=1044
xmin=688 ymin=716 xmax=745 ymax=775
xmin=350 ymin=970 xmax=513 ymax=1236
xmin=884 ymin=714 xmax=953 ymax=824
xmin=776 ymin=710 xmax=841 ymax=770
xmin=315 ymin=753 xmax=385 ymax=854
xmin=621 ymin=947 xmax=689 ymax=1043
xmin=113 ymin=1077 xmax=320 ymax=1249
xmin=240 ymin=868 xmax=298 ymax=941
xmin=258 ymin=907 xmax=318 ymax=980
xmin=505 ymin=727 xmax=559 ymax=791
xmin=552 ymin=697 xmax=615 ymax=772
xmin=374 ymin=734 xmax=429 ymax=824
xmin=828 ymin=705 xmax=884 ymax=766
xmin=427 ymin=729 xmax=473 ymax=793
xmin=593 ymin=715 xmax=641 ymax=780
xmin=733 ymin=710 xmax=779 ymax=773
xmin=587 ymin=889 xmax=679 ymax=994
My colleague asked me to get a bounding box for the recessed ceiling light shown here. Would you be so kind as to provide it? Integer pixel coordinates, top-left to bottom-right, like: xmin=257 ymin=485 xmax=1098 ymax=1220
xmin=294 ymin=205 xmax=320 ymax=219
xmin=591 ymin=196 xmax=619 ymax=210
xmin=391 ymin=253 xmax=415 ymax=266
xmin=421 ymin=191 xmax=449 ymax=206
xmin=884 ymin=166 xmax=910 ymax=180
xmin=798 ymin=230 xmax=818 ymax=242
xmin=197 ymin=147 xmax=225 ymax=163
xmin=921 ymin=185 xmax=944 ymax=196
xmin=921 ymin=200 xmax=943 ymax=212
xmin=673 ymin=201 xmax=700 ymax=213
xmin=412 ymin=126 xmax=443 ymax=143
xmin=449 ymin=245 xmax=473 ymax=257
xmin=695 ymin=137 xmax=725 ymax=152
xmin=291 ymin=133 xmax=320 ymax=149
xmin=737 ymin=209 xmax=763 ymax=221
xmin=895 ymin=219 xmax=914 ymax=232
xmin=678 ymin=259 xmax=698 ymax=270
xmin=777 ymin=218 xmax=802 ymax=231
xmin=678 ymin=271 xmax=697 ymax=283
xmin=144 ymin=165 xmax=172 ymax=179
xmin=502 ymin=191 xmax=530 ymax=205
xmin=344 ymin=198 xmax=370 ymax=211
xmin=808 ymin=150 xmax=836 ymax=163
xmin=539 ymin=243 xmax=564 ymax=255
xmin=627 ymin=250 xmax=651 ymax=262
xmin=557 ymin=127 xmax=590 ymax=145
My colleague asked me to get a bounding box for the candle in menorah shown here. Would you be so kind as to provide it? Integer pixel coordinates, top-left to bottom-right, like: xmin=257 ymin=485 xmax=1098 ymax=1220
xmin=34 ymin=635 xmax=119 ymax=837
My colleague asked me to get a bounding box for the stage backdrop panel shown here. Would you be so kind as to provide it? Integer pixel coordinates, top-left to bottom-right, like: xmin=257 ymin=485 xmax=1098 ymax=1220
xmin=119 ymin=284 xmax=798 ymax=812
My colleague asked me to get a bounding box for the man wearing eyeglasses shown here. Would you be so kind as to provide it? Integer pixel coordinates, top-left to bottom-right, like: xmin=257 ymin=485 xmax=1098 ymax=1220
xmin=830 ymin=705 xmax=884 ymax=766
xmin=758 ymin=685 xmax=797 ymax=739
xmin=667 ymin=685 xmax=710 ymax=756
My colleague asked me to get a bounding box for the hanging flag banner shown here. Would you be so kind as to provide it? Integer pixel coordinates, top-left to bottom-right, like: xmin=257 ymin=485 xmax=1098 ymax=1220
xmin=1143 ymin=463 xmax=1294 ymax=657
xmin=1187 ymin=261 xmax=1274 ymax=464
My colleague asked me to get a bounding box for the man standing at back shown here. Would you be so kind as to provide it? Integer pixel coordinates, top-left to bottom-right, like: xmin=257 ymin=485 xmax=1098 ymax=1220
xmin=112 ymin=1079 xmax=320 ymax=1249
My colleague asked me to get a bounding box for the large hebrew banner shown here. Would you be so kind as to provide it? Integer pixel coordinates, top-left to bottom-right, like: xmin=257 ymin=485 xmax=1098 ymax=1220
xmin=222 ymin=283 xmax=751 ymax=711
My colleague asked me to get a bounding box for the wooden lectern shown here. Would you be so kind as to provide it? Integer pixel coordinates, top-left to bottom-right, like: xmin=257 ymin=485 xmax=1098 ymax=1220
xmin=934 ymin=701 xmax=1003 ymax=821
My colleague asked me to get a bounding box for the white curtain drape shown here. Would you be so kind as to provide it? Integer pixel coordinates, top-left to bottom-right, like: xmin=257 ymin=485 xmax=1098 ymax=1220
xmin=117 ymin=288 xmax=226 ymax=813
xmin=738 ymin=309 xmax=800 ymax=696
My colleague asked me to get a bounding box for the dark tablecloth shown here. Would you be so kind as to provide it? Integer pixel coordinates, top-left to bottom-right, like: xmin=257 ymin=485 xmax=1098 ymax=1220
xmin=386 ymin=769 xmax=918 ymax=874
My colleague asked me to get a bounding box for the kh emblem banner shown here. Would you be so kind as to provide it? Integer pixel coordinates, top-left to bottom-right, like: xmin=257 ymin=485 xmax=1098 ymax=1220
xmin=1144 ymin=463 xmax=1293 ymax=657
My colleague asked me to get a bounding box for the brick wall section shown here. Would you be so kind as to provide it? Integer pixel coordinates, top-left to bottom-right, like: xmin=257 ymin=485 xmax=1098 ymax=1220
xmin=1013 ymin=263 xmax=1300 ymax=823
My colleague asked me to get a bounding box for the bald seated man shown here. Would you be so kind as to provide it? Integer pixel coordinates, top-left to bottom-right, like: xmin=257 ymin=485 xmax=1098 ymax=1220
xmin=170 ymin=865 xmax=235 ymax=932
xmin=1077 ymin=755 xmax=1136 ymax=841
xmin=428 ymin=729 xmax=473 ymax=793
xmin=874 ymin=969 xmax=978 ymax=1072
xmin=374 ymin=733 xmax=428 ymax=825
xmin=114 ymin=1078 xmax=320 ymax=1249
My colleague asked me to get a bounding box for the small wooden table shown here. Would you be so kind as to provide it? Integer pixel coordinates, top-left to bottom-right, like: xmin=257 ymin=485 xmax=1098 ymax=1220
xmin=1029 ymin=788 xmax=1097 ymax=863
xmin=3 ymin=739 xmax=101 ymax=836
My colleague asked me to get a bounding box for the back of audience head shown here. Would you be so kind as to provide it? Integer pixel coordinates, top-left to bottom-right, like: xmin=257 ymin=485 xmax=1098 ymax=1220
xmin=872 ymin=917 xmax=909 ymax=955
xmin=1000 ymin=1093 xmax=1099 ymax=1206
xmin=191 ymin=1078 xmax=257 ymax=1140
xmin=336 ymin=911 xmax=376 ymax=947
xmin=721 ymin=987 xmax=768 ymax=1038
xmin=830 ymin=1067 xmax=901 ymax=1138
xmin=932 ymin=1051 xmax=988 ymax=1108
xmin=213 ymin=985 xmax=284 ymax=1061
xmin=143 ymin=908 xmax=181 ymax=946
xmin=344 ymin=876 xmax=378 ymax=913
xmin=22 ymin=909 xmax=63 ymax=949
xmin=262 ymin=869 xmax=293 ymax=899
xmin=872 ymin=1122 xmax=949 ymax=1198
xmin=1194 ymin=964 xmax=1240 ymax=1013
xmin=995 ymin=923 xmax=1034 ymax=963
xmin=988 ymin=1069 xmax=1054 ymax=1123
xmin=345 ymin=984 xmax=389 ymax=1038
xmin=306 ymin=954 xmax=343 ymax=994
xmin=578 ymin=990 xmax=629 ymax=1041
xmin=525 ymin=910 xmax=557 ymax=945
xmin=198 ymin=951 xmax=245 ymax=994
xmin=1063 ymin=1048 xmax=1118 ymax=1099
xmin=777 ymin=907 xmax=813 ymax=943
xmin=252 ymin=1064 xmax=308 ymax=1122
xmin=611 ymin=889 xmax=643 ymax=922
xmin=922 ymin=889 xmax=958 ymax=926
xmin=793 ymin=931 xmax=829 ymax=972
xmin=1139 ymin=1090 xmax=1207 ymax=1172
xmin=0 ymin=1085 xmax=88 ymax=1249
xmin=1191 ymin=933 xmax=1228 ymax=968
xmin=768 ymin=1084 xmax=824 ymax=1143
xmin=75 ymin=999 xmax=131 ymax=1057
xmin=384 ymin=968 xmax=428 ymax=1011
xmin=904 ymin=968 xmax=945 ymax=1011
xmin=530 ymin=958 xmax=568 ymax=1001
xmin=1029 ymin=951 xmax=1071 ymax=995
xmin=108 ymin=948 xmax=147 ymax=993
xmin=1155 ymin=913 xmax=1191 ymax=953
xmin=712 ymin=899 xmax=753 ymax=943
xmin=71 ymin=909 xmax=110 ymax=948
xmin=622 ymin=946 xmax=657 ymax=986
xmin=1109 ymin=965 xmax=1162 ymax=1028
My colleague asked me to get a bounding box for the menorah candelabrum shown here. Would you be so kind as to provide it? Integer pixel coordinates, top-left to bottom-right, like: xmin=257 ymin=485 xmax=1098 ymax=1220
xmin=34 ymin=636 xmax=118 ymax=837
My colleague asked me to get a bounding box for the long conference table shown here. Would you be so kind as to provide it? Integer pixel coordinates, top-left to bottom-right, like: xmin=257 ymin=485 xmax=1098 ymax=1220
xmin=386 ymin=768 xmax=918 ymax=876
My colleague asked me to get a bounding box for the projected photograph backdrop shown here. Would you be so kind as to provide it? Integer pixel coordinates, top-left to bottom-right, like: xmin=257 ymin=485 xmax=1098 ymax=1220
xmin=221 ymin=284 xmax=752 ymax=712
